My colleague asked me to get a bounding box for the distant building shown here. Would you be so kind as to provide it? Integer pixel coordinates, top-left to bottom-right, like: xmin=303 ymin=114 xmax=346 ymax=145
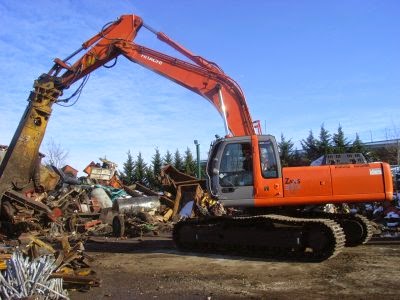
xmin=363 ymin=138 xmax=400 ymax=150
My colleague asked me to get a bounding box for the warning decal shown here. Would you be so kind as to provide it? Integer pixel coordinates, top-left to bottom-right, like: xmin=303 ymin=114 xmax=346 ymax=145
xmin=369 ymin=168 xmax=382 ymax=175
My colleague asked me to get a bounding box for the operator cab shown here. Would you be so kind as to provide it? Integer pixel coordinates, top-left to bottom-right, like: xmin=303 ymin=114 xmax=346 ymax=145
xmin=207 ymin=135 xmax=282 ymax=207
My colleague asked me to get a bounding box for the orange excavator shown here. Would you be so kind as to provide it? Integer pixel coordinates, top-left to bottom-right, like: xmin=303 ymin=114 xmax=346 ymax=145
xmin=0 ymin=14 xmax=393 ymax=261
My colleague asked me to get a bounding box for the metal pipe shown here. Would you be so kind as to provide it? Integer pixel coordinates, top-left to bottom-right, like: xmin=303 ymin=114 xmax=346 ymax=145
xmin=0 ymin=250 xmax=69 ymax=299
xmin=217 ymin=85 xmax=229 ymax=136
xmin=143 ymin=22 xmax=158 ymax=35
xmin=194 ymin=140 xmax=201 ymax=178
xmin=62 ymin=46 xmax=85 ymax=63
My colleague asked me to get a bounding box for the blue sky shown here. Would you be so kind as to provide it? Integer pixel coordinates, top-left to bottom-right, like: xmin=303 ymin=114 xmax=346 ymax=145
xmin=0 ymin=0 xmax=399 ymax=174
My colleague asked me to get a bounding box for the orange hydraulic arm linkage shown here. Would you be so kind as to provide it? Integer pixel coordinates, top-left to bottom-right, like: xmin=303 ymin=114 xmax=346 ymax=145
xmin=0 ymin=14 xmax=256 ymax=198
xmin=51 ymin=14 xmax=255 ymax=136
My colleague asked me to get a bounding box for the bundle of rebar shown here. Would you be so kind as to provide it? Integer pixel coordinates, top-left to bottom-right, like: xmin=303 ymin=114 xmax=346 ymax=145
xmin=0 ymin=250 xmax=69 ymax=299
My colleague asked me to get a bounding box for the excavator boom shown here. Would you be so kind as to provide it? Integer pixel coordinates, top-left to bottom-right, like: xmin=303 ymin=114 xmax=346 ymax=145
xmin=0 ymin=14 xmax=255 ymax=199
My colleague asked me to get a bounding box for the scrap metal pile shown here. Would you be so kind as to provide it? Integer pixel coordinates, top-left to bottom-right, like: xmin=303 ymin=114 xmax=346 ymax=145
xmin=112 ymin=164 xmax=226 ymax=237
xmin=0 ymin=157 xmax=224 ymax=297
xmin=0 ymin=157 xmax=225 ymax=242
xmin=0 ymin=234 xmax=98 ymax=299
xmin=0 ymin=160 xmax=203 ymax=241
xmin=351 ymin=197 xmax=400 ymax=238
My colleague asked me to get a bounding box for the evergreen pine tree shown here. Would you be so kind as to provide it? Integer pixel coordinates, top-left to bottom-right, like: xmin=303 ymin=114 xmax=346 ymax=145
xmin=173 ymin=149 xmax=184 ymax=171
xmin=351 ymin=133 xmax=374 ymax=161
xmin=317 ymin=124 xmax=332 ymax=155
xmin=121 ymin=150 xmax=135 ymax=185
xmin=301 ymin=130 xmax=319 ymax=162
xmin=183 ymin=147 xmax=196 ymax=176
xmin=144 ymin=165 xmax=155 ymax=188
xmin=351 ymin=133 xmax=365 ymax=153
xmin=291 ymin=148 xmax=308 ymax=166
xmin=151 ymin=148 xmax=162 ymax=190
xmin=278 ymin=134 xmax=294 ymax=167
xmin=332 ymin=124 xmax=350 ymax=153
xmin=135 ymin=152 xmax=146 ymax=184
xmin=163 ymin=150 xmax=173 ymax=166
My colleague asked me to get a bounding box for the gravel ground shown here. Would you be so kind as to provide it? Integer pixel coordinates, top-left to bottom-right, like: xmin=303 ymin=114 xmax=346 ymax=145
xmin=68 ymin=237 xmax=400 ymax=299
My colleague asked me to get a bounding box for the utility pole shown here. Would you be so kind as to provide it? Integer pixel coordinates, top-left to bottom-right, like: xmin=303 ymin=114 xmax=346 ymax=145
xmin=397 ymin=139 xmax=400 ymax=167
xmin=194 ymin=140 xmax=201 ymax=179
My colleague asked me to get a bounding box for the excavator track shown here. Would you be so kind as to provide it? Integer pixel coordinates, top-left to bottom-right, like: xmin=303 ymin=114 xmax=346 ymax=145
xmin=289 ymin=212 xmax=374 ymax=247
xmin=325 ymin=214 xmax=373 ymax=246
xmin=354 ymin=214 xmax=374 ymax=244
xmin=173 ymin=214 xmax=346 ymax=262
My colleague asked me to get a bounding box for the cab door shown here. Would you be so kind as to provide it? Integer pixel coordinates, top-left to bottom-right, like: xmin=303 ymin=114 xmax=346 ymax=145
xmin=252 ymin=135 xmax=284 ymax=207
xmin=207 ymin=137 xmax=254 ymax=207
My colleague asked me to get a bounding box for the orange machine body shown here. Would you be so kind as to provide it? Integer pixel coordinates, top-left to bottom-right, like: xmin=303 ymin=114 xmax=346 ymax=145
xmin=254 ymin=162 xmax=393 ymax=207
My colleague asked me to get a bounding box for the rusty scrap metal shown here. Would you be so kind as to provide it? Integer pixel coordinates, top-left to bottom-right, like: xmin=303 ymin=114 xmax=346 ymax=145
xmin=0 ymin=161 xmax=221 ymax=241
xmin=123 ymin=184 xmax=144 ymax=197
xmin=0 ymin=254 xmax=12 ymax=271
xmin=50 ymin=272 xmax=100 ymax=288
xmin=3 ymin=190 xmax=53 ymax=215
xmin=112 ymin=211 xmax=171 ymax=238
xmin=0 ymin=229 xmax=100 ymax=294
xmin=160 ymin=164 xmax=205 ymax=188
xmin=132 ymin=182 xmax=160 ymax=196
xmin=159 ymin=165 xmax=226 ymax=219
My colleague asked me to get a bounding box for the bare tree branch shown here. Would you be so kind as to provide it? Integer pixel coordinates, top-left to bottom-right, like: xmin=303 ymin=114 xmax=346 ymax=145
xmin=43 ymin=138 xmax=69 ymax=168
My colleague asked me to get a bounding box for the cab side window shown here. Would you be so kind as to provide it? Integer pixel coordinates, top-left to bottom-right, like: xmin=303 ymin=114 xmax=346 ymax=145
xmin=219 ymin=142 xmax=253 ymax=187
xmin=259 ymin=141 xmax=278 ymax=178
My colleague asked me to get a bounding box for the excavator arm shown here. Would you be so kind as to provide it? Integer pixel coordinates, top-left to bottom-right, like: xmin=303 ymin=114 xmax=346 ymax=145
xmin=51 ymin=15 xmax=255 ymax=136
xmin=0 ymin=14 xmax=255 ymax=199
xmin=118 ymin=42 xmax=255 ymax=136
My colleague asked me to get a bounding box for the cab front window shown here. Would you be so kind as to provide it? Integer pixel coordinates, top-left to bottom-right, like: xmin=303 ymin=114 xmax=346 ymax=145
xmin=219 ymin=142 xmax=253 ymax=187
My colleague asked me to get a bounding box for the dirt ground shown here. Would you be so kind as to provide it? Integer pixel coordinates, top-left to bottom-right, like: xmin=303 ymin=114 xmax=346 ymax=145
xmin=69 ymin=237 xmax=400 ymax=300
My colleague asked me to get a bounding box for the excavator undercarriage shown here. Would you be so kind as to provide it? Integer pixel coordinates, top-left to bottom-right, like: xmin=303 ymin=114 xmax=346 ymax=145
xmin=173 ymin=211 xmax=373 ymax=261
xmin=173 ymin=214 xmax=347 ymax=262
